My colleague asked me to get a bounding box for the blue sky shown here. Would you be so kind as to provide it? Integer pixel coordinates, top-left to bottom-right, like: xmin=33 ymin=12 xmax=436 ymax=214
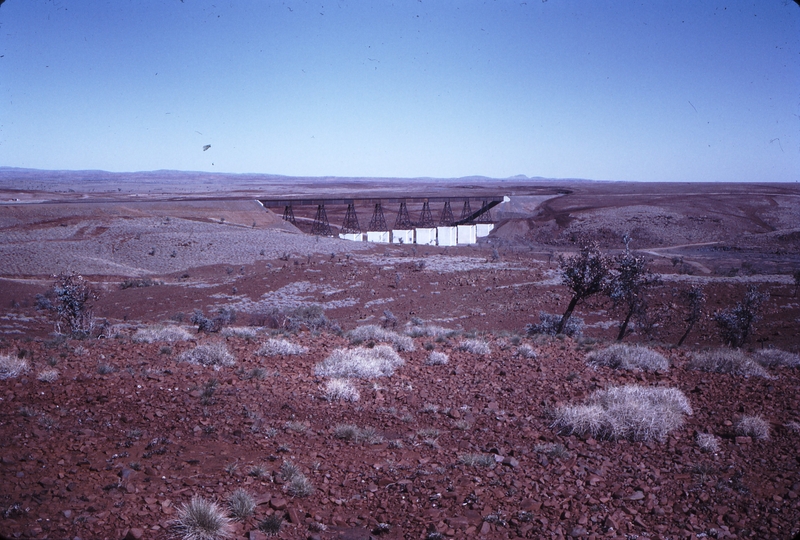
xmin=0 ymin=1 xmax=798 ymax=182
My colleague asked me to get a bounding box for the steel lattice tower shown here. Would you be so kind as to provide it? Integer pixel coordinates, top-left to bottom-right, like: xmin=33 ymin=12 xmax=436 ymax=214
xmin=394 ymin=202 xmax=413 ymax=229
xmin=368 ymin=202 xmax=388 ymax=231
xmin=417 ymin=201 xmax=435 ymax=228
xmin=311 ymin=204 xmax=333 ymax=236
xmin=439 ymin=201 xmax=454 ymax=226
xmin=341 ymin=203 xmax=361 ymax=234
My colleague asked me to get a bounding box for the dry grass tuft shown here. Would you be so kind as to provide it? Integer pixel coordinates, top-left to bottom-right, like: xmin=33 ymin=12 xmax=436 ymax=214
xmin=36 ymin=368 xmax=59 ymax=383
xmin=688 ymin=349 xmax=769 ymax=378
xmin=315 ymin=345 xmax=404 ymax=379
xmin=517 ymin=344 xmax=537 ymax=359
xmin=220 ymin=326 xmax=258 ymax=339
xmin=696 ymin=433 xmax=720 ymax=452
xmin=752 ymin=349 xmax=800 ymax=369
xmin=174 ymin=496 xmax=232 ymax=540
xmin=0 ymin=355 xmax=29 ymax=380
xmin=425 ymin=351 xmax=449 ymax=365
xmin=587 ymin=343 xmax=669 ymax=372
xmin=458 ymin=339 xmax=491 ymax=355
xmin=406 ymin=324 xmax=457 ymax=339
xmin=458 ymin=453 xmax=496 ymax=467
xmin=132 ymin=324 xmax=192 ymax=343
xmin=348 ymin=324 xmax=416 ymax=351
xmin=324 ymin=378 xmax=360 ymax=401
xmin=227 ymin=489 xmax=255 ymax=521
xmin=177 ymin=343 xmax=235 ymax=368
xmin=552 ymin=385 xmax=692 ymax=442
xmin=256 ymin=338 xmax=308 ymax=357
xmin=735 ymin=415 xmax=770 ymax=440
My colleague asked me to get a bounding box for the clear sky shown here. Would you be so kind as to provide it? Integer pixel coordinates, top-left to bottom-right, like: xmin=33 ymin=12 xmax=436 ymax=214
xmin=0 ymin=1 xmax=798 ymax=182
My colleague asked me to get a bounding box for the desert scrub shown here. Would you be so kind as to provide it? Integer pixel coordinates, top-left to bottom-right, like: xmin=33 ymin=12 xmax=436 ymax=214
xmin=552 ymin=385 xmax=692 ymax=441
xmin=526 ymin=311 xmax=584 ymax=337
xmin=132 ymin=324 xmax=192 ymax=343
xmin=458 ymin=453 xmax=495 ymax=467
xmin=256 ymin=338 xmax=308 ymax=357
xmin=425 ymin=351 xmax=449 ymax=365
xmin=752 ymin=348 xmax=800 ymax=369
xmin=258 ymin=514 xmax=284 ymax=535
xmin=324 ymin=378 xmax=360 ymax=402
xmin=334 ymin=424 xmax=383 ymax=443
xmin=405 ymin=322 xmax=457 ymax=338
xmin=517 ymin=344 xmax=537 ymax=359
xmin=688 ymin=349 xmax=769 ymax=378
xmin=735 ymin=415 xmax=770 ymax=440
xmin=174 ymin=496 xmax=232 ymax=540
xmin=533 ymin=443 xmax=570 ymax=459
xmin=220 ymin=326 xmax=258 ymax=339
xmin=37 ymin=368 xmax=59 ymax=383
xmin=280 ymin=461 xmax=313 ymax=498
xmin=177 ymin=343 xmax=235 ymax=368
xmin=457 ymin=339 xmax=491 ymax=355
xmin=696 ymin=433 xmax=720 ymax=453
xmin=587 ymin=343 xmax=669 ymax=372
xmin=347 ymin=324 xmax=416 ymax=352
xmin=227 ymin=489 xmax=255 ymax=521
xmin=0 ymin=355 xmax=29 ymax=380
xmin=315 ymin=345 xmax=404 ymax=379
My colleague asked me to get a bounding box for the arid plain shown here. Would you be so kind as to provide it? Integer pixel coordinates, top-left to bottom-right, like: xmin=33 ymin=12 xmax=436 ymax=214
xmin=0 ymin=171 xmax=798 ymax=540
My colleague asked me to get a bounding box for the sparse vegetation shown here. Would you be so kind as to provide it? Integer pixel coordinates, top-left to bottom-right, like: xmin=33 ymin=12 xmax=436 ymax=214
xmin=324 ymin=378 xmax=360 ymax=401
xmin=533 ymin=442 xmax=569 ymax=459
xmin=220 ymin=326 xmax=258 ymax=339
xmin=256 ymin=338 xmax=308 ymax=356
xmin=315 ymin=345 xmax=404 ymax=379
xmin=258 ymin=514 xmax=283 ymax=535
xmin=191 ymin=308 xmax=235 ymax=334
xmin=406 ymin=323 xmax=457 ymax=339
xmin=457 ymin=339 xmax=491 ymax=355
xmin=586 ymin=343 xmax=669 ymax=372
xmin=227 ymin=489 xmax=255 ymax=521
xmin=281 ymin=461 xmax=313 ymax=498
xmin=174 ymin=496 xmax=232 ymax=540
xmin=556 ymin=243 xmax=612 ymax=335
xmin=36 ymin=368 xmax=59 ymax=382
xmin=735 ymin=415 xmax=770 ymax=440
xmin=38 ymin=273 xmax=98 ymax=337
xmin=552 ymin=385 xmax=692 ymax=441
xmin=752 ymin=348 xmax=800 ymax=369
xmin=177 ymin=343 xmax=235 ymax=368
xmin=348 ymin=324 xmax=416 ymax=351
xmin=458 ymin=453 xmax=496 ymax=467
xmin=713 ymin=286 xmax=768 ymax=348
xmin=607 ymin=238 xmax=660 ymax=340
xmin=0 ymin=355 xmax=29 ymax=380
xmin=696 ymin=433 xmax=720 ymax=452
xmin=334 ymin=424 xmax=383 ymax=443
xmin=425 ymin=351 xmax=449 ymax=365
xmin=688 ymin=349 xmax=770 ymax=378
xmin=132 ymin=324 xmax=192 ymax=343
xmin=526 ymin=311 xmax=584 ymax=337
xmin=516 ymin=344 xmax=537 ymax=359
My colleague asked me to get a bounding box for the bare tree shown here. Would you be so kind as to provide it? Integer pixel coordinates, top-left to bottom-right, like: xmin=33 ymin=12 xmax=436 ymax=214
xmin=713 ymin=286 xmax=769 ymax=348
xmin=676 ymin=285 xmax=705 ymax=347
xmin=607 ymin=237 xmax=660 ymax=341
xmin=556 ymin=243 xmax=612 ymax=335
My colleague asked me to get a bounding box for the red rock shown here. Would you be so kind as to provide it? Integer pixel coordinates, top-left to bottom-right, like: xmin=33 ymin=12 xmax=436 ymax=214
xmin=480 ymin=521 xmax=492 ymax=535
xmin=735 ymin=436 xmax=752 ymax=444
xmin=124 ymin=527 xmax=144 ymax=540
xmin=248 ymin=531 xmax=267 ymax=540
xmin=270 ymin=497 xmax=287 ymax=510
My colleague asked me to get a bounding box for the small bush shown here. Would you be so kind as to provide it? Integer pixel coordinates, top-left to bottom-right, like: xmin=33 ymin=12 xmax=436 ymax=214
xmin=132 ymin=324 xmax=192 ymax=343
xmin=324 ymin=379 xmax=360 ymax=402
xmin=120 ymin=278 xmax=160 ymax=289
xmin=688 ymin=349 xmax=769 ymax=378
xmin=96 ymin=363 xmax=116 ymax=375
xmin=334 ymin=424 xmax=360 ymax=441
xmin=425 ymin=351 xmax=449 ymax=365
xmin=315 ymin=345 xmax=404 ymax=379
xmin=696 ymin=433 xmax=720 ymax=453
xmin=174 ymin=496 xmax=232 ymax=540
xmin=736 ymin=415 xmax=770 ymax=440
xmin=458 ymin=339 xmax=491 ymax=355
xmin=348 ymin=324 xmax=416 ymax=352
xmin=258 ymin=514 xmax=283 ymax=535
xmin=191 ymin=308 xmax=235 ymax=334
xmin=257 ymin=339 xmax=308 ymax=357
xmin=517 ymin=344 xmax=537 ymax=359
xmin=282 ymin=463 xmax=313 ymax=498
xmin=406 ymin=324 xmax=457 ymax=339
xmin=587 ymin=344 xmax=669 ymax=372
xmin=220 ymin=326 xmax=258 ymax=339
xmin=42 ymin=273 xmax=98 ymax=337
xmin=37 ymin=368 xmax=59 ymax=383
xmin=526 ymin=311 xmax=584 ymax=337
xmin=552 ymin=385 xmax=692 ymax=441
xmin=177 ymin=343 xmax=236 ymax=368
xmin=458 ymin=453 xmax=495 ymax=467
xmin=753 ymin=349 xmax=800 ymax=369
xmin=713 ymin=286 xmax=768 ymax=347
xmin=0 ymin=355 xmax=29 ymax=380
xmin=227 ymin=489 xmax=255 ymax=521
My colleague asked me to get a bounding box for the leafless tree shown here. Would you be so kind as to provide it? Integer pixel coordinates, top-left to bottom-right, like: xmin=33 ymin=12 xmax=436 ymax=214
xmin=556 ymin=243 xmax=612 ymax=335
xmin=607 ymin=237 xmax=660 ymax=341
xmin=676 ymin=285 xmax=705 ymax=347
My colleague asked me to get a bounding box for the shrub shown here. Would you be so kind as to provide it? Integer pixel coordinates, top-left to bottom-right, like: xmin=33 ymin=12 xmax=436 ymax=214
xmin=37 ymin=369 xmax=59 ymax=383
xmin=191 ymin=308 xmax=235 ymax=334
xmin=586 ymin=344 xmax=669 ymax=372
xmin=735 ymin=415 xmax=770 ymax=440
xmin=696 ymin=433 xmax=720 ymax=452
xmin=348 ymin=324 xmax=416 ymax=352
xmin=174 ymin=497 xmax=232 ymax=540
xmin=227 ymin=489 xmax=255 ymax=521
xmin=752 ymin=349 xmax=800 ymax=369
xmin=177 ymin=343 xmax=236 ymax=368
xmin=458 ymin=453 xmax=496 ymax=467
xmin=324 ymin=379 xmax=360 ymax=402
xmin=406 ymin=324 xmax=457 ymax=339
xmin=257 ymin=339 xmax=308 ymax=357
xmin=607 ymin=240 xmax=660 ymax=341
xmin=713 ymin=286 xmax=768 ymax=347
xmin=425 ymin=351 xmax=449 ymax=365
xmin=458 ymin=339 xmax=491 ymax=355
xmin=334 ymin=424 xmax=360 ymax=441
xmin=41 ymin=273 xmax=98 ymax=337
xmin=517 ymin=344 xmax=537 ymax=359
xmin=120 ymin=278 xmax=160 ymax=289
xmin=220 ymin=326 xmax=258 ymax=339
xmin=132 ymin=324 xmax=192 ymax=343
xmin=281 ymin=462 xmax=313 ymax=498
xmin=556 ymin=243 xmax=613 ymax=334
xmin=552 ymin=385 xmax=692 ymax=441
xmin=258 ymin=514 xmax=283 ymax=535
xmin=315 ymin=345 xmax=404 ymax=379
xmin=688 ymin=349 xmax=769 ymax=378
xmin=526 ymin=312 xmax=584 ymax=337
xmin=0 ymin=355 xmax=29 ymax=380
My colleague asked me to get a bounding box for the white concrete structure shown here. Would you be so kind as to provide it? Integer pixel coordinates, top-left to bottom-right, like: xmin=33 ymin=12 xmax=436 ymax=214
xmin=436 ymin=226 xmax=458 ymax=247
xmin=475 ymin=223 xmax=495 ymax=238
xmin=457 ymin=224 xmax=478 ymax=245
xmin=366 ymin=231 xmax=391 ymax=243
xmin=415 ymin=228 xmax=437 ymax=246
xmin=391 ymin=230 xmax=415 ymax=244
xmin=338 ymin=233 xmax=364 ymax=242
